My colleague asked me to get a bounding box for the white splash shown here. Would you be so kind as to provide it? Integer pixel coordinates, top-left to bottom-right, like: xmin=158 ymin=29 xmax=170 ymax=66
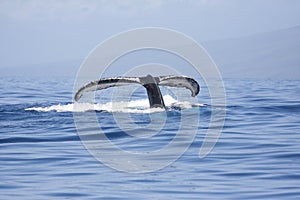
xmin=25 ymin=95 xmax=204 ymax=113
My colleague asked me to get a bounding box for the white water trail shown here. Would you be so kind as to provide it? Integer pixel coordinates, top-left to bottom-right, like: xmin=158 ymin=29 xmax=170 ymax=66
xmin=25 ymin=95 xmax=204 ymax=113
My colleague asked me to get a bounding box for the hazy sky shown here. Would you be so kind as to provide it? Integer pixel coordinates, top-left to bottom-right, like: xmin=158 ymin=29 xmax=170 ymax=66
xmin=1 ymin=0 xmax=300 ymax=70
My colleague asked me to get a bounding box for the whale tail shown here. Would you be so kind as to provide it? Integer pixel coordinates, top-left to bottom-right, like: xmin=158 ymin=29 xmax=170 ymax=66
xmin=74 ymin=75 xmax=200 ymax=109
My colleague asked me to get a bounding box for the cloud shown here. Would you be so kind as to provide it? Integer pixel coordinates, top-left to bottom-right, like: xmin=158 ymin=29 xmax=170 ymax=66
xmin=0 ymin=0 xmax=164 ymax=21
xmin=0 ymin=0 xmax=225 ymax=22
xmin=0 ymin=0 xmax=98 ymax=21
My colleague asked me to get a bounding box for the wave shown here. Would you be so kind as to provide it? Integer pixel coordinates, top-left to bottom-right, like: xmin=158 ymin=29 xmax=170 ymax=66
xmin=25 ymin=95 xmax=204 ymax=113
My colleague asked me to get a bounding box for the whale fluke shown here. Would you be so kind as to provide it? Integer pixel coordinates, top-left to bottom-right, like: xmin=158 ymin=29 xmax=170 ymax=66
xmin=74 ymin=75 xmax=200 ymax=109
xmin=74 ymin=77 xmax=141 ymax=102
xmin=157 ymin=76 xmax=200 ymax=97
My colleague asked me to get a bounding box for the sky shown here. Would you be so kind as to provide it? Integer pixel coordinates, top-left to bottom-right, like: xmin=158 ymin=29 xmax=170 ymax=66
xmin=0 ymin=0 xmax=300 ymax=76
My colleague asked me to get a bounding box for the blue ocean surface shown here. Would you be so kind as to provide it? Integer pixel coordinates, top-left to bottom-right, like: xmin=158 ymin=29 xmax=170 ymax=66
xmin=1 ymin=76 xmax=300 ymax=199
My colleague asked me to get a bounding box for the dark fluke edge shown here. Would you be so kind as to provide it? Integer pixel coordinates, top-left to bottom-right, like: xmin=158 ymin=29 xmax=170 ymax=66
xmin=74 ymin=74 xmax=200 ymax=109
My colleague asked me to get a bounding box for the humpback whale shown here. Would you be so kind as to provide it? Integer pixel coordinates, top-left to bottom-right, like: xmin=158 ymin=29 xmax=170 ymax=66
xmin=74 ymin=74 xmax=200 ymax=109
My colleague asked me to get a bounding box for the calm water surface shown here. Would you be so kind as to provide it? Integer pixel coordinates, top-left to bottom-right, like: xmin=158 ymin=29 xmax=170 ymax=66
xmin=0 ymin=77 xmax=300 ymax=199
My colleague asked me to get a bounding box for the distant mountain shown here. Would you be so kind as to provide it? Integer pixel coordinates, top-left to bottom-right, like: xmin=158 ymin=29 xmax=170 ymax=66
xmin=2 ymin=26 xmax=299 ymax=79
xmin=203 ymin=26 xmax=300 ymax=79
xmin=1 ymin=59 xmax=81 ymax=77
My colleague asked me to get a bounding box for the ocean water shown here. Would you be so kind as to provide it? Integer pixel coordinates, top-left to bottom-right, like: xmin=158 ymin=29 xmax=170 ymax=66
xmin=1 ymin=76 xmax=300 ymax=199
